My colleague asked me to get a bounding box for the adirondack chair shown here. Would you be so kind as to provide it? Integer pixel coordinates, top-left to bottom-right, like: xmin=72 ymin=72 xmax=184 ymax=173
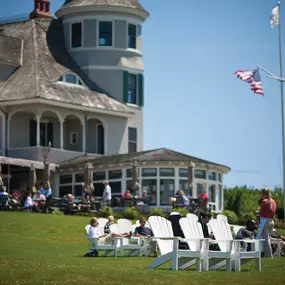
xmin=110 ymin=223 xmax=142 ymax=257
xmin=84 ymin=224 xmax=121 ymax=257
xmin=98 ymin=218 xmax=108 ymax=228
xmin=147 ymin=216 xmax=205 ymax=271
xmin=179 ymin=218 xmax=234 ymax=271
xmin=217 ymin=214 xmax=228 ymax=223
xmin=186 ymin=213 xmax=198 ymax=222
xmin=209 ymin=219 xmax=263 ymax=271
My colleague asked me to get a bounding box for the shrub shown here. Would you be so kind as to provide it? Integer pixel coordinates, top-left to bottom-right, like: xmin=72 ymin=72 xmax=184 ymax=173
xmin=174 ymin=207 xmax=189 ymax=217
xmin=51 ymin=208 xmax=63 ymax=215
xmin=149 ymin=208 xmax=164 ymax=217
xmin=123 ymin=207 xmax=139 ymax=220
xmin=276 ymin=207 xmax=284 ymax=220
xmin=98 ymin=206 xmax=113 ymax=218
xmin=222 ymin=210 xmax=238 ymax=224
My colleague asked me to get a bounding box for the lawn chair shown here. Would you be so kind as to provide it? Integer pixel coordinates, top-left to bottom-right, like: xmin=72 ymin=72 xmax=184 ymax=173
xmin=110 ymin=223 xmax=142 ymax=257
xmin=186 ymin=213 xmax=199 ymax=222
xmin=209 ymin=219 xmax=263 ymax=271
xmin=180 ymin=218 xmax=234 ymax=271
xmin=85 ymin=224 xmax=121 ymax=257
xmin=217 ymin=214 xmax=228 ymax=223
xmin=98 ymin=218 xmax=108 ymax=228
xmin=147 ymin=216 xmax=205 ymax=271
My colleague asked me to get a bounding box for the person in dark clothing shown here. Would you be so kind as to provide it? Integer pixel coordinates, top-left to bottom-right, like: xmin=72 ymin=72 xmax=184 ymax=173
xmin=198 ymin=211 xmax=219 ymax=251
xmin=134 ymin=217 xmax=153 ymax=237
xmin=235 ymin=220 xmax=257 ymax=251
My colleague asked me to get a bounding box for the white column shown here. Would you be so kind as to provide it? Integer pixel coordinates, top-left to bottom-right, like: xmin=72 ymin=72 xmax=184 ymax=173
xmin=36 ymin=115 xmax=41 ymax=146
xmin=82 ymin=121 xmax=86 ymax=153
xmin=60 ymin=120 xmax=64 ymax=150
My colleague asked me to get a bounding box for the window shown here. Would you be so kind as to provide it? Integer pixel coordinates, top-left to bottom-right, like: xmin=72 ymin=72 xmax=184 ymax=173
xmin=128 ymin=74 xmax=137 ymax=104
xmin=108 ymin=170 xmax=122 ymax=179
xmin=128 ymin=24 xmax=136 ymax=49
xmin=218 ymin=185 xmax=222 ymax=210
xmin=142 ymin=168 xmax=157 ymax=177
xmin=159 ymin=168 xmax=175 ymax=177
xmin=59 ymin=185 xmax=72 ymax=197
xmin=195 ymin=169 xmax=206 ymax=179
xmin=58 ymin=73 xmax=84 ymax=87
xmin=160 ymin=179 xmax=175 ymax=206
xmin=69 ymin=132 xmax=78 ymax=145
xmin=218 ymin=173 xmax=223 ymax=182
xmin=196 ymin=183 xmax=204 ymax=196
xmin=142 ymin=179 xmax=157 ymax=205
xmin=128 ymin=127 xmax=137 ymax=153
xmin=93 ymin=182 xmax=104 ymax=197
xmin=97 ymin=124 xmax=104 ymax=155
xmin=75 ymin=173 xmax=84 ymax=183
xmin=99 ymin=21 xmax=112 ymax=46
xmin=93 ymin=171 xmax=106 ymax=181
xmin=60 ymin=175 xmax=72 ymax=184
xmin=179 ymin=168 xmax=188 ymax=177
xmin=208 ymin=172 xmax=216 ymax=181
xmin=71 ymin=22 xmax=82 ymax=48
xmin=40 ymin=122 xmax=53 ymax=147
xmin=208 ymin=185 xmax=216 ymax=202
xmin=179 ymin=179 xmax=191 ymax=196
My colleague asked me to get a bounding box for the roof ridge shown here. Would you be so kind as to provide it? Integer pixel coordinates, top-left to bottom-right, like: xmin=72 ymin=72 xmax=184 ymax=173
xmin=31 ymin=20 xmax=39 ymax=96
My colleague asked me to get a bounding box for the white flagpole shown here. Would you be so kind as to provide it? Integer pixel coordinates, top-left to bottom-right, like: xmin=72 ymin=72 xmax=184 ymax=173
xmin=277 ymin=2 xmax=285 ymax=219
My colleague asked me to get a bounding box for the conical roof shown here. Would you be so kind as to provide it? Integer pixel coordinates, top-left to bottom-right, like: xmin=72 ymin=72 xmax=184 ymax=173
xmin=57 ymin=0 xmax=149 ymax=19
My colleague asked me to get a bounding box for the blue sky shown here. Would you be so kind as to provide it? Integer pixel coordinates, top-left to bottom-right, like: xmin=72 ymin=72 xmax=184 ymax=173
xmin=0 ymin=0 xmax=284 ymax=189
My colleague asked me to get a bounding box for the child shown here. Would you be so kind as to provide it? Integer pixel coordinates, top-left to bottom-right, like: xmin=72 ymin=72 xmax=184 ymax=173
xmin=84 ymin=217 xmax=107 ymax=257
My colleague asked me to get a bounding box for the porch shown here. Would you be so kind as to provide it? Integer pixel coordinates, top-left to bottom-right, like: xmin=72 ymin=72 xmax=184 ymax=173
xmin=7 ymin=109 xmax=106 ymax=163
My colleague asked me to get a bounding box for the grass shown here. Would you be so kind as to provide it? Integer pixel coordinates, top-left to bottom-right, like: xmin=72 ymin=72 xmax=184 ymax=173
xmin=0 ymin=213 xmax=285 ymax=285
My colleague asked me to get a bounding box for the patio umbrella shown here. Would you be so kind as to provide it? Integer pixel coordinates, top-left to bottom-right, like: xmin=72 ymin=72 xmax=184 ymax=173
xmin=132 ymin=160 xmax=138 ymax=193
xmin=30 ymin=164 xmax=37 ymax=194
xmin=43 ymin=162 xmax=50 ymax=189
xmin=0 ymin=164 xmax=4 ymax=186
xmin=84 ymin=162 xmax=94 ymax=194
xmin=188 ymin=161 xmax=195 ymax=195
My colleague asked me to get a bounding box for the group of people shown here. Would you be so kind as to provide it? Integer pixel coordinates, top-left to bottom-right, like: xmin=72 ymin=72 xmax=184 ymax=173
xmin=0 ymin=182 xmax=52 ymax=212
xmin=85 ymin=215 xmax=154 ymax=257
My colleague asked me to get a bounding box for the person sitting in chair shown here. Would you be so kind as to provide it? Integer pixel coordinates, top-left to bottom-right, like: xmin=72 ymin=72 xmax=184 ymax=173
xmin=134 ymin=217 xmax=153 ymax=237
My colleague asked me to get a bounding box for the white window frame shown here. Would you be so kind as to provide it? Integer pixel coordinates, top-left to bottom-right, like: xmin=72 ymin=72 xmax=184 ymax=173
xmin=127 ymin=23 xmax=137 ymax=49
xmin=97 ymin=20 xmax=114 ymax=48
xmin=69 ymin=132 xmax=78 ymax=145
xmin=127 ymin=73 xmax=138 ymax=105
xmin=70 ymin=21 xmax=83 ymax=49
xmin=128 ymin=126 xmax=137 ymax=152
xmin=58 ymin=73 xmax=86 ymax=88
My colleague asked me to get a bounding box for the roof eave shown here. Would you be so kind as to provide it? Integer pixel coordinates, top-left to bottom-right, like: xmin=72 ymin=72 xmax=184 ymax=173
xmin=55 ymin=5 xmax=149 ymax=21
xmin=0 ymin=97 xmax=134 ymax=118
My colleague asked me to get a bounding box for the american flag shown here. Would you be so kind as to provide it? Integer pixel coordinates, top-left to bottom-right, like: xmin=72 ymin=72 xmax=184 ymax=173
xmin=234 ymin=69 xmax=264 ymax=95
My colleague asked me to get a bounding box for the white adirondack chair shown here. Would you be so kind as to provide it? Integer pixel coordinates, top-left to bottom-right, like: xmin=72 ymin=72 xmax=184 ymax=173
xmin=209 ymin=219 xmax=263 ymax=271
xmin=84 ymin=224 xmax=120 ymax=257
xmin=216 ymin=214 xmax=228 ymax=223
xmin=180 ymin=218 xmax=234 ymax=271
xmin=110 ymin=223 xmax=142 ymax=257
xmin=186 ymin=213 xmax=199 ymax=222
xmin=147 ymin=216 xmax=204 ymax=271
xmin=98 ymin=218 xmax=108 ymax=228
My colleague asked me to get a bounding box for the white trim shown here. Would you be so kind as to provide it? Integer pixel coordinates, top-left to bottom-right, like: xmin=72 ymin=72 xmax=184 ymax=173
xmin=61 ymin=13 xmax=144 ymax=26
xmin=68 ymin=47 xmax=142 ymax=56
xmin=70 ymin=21 xmax=84 ymax=50
xmin=1 ymin=98 xmax=133 ymax=118
xmin=69 ymin=132 xmax=78 ymax=145
xmin=81 ymin=65 xmax=143 ymax=74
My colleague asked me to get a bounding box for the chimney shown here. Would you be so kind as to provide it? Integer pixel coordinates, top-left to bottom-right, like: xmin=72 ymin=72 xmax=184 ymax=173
xmin=29 ymin=0 xmax=53 ymax=19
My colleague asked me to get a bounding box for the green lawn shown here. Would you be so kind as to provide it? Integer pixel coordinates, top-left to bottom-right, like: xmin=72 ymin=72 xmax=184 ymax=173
xmin=0 ymin=212 xmax=284 ymax=285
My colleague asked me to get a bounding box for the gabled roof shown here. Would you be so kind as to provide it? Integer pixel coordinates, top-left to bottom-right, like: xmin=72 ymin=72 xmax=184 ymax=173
xmin=0 ymin=18 xmax=132 ymax=114
xmin=0 ymin=35 xmax=22 ymax=66
xmin=59 ymin=148 xmax=231 ymax=173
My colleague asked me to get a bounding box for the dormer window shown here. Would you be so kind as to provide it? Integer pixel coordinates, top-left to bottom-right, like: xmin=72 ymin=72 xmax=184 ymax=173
xmin=58 ymin=73 xmax=85 ymax=87
xmin=99 ymin=21 xmax=113 ymax=46
xmin=71 ymin=22 xmax=82 ymax=48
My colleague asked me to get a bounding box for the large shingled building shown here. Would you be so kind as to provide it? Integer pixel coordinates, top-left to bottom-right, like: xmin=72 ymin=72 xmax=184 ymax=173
xmin=0 ymin=0 xmax=230 ymax=210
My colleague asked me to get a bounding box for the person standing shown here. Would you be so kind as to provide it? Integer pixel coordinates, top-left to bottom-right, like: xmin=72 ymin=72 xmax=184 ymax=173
xmin=256 ymin=188 xmax=277 ymax=258
xmin=103 ymin=181 xmax=112 ymax=206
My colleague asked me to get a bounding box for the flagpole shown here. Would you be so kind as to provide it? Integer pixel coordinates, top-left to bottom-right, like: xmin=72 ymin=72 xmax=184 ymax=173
xmin=277 ymin=1 xmax=285 ymax=220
